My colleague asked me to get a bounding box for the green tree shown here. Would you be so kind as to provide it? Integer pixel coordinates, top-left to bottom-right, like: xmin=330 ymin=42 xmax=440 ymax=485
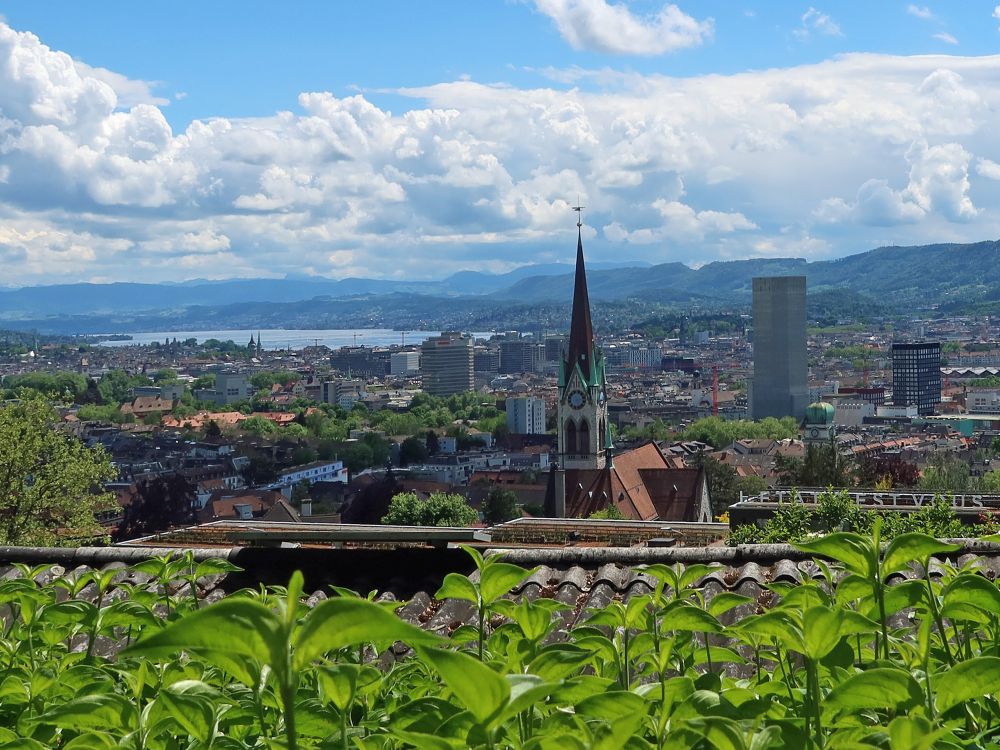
xmin=77 ymin=403 xmax=135 ymax=424
xmin=97 ymin=370 xmax=149 ymax=404
xmin=481 ymin=487 xmax=519 ymax=524
xmin=681 ymin=416 xmax=799 ymax=449
xmin=588 ymin=505 xmax=625 ymax=520
xmin=426 ymin=430 xmax=441 ymax=455
xmin=0 ymin=394 xmax=116 ymax=545
xmin=399 ymin=436 xmax=429 ymax=466
xmin=113 ymin=474 xmax=195 ymax=542
xmin=4 ymin=372 xmax=88 ymax=400
xmin=340 ymin=441 xmax=374 ymax=474
xmin=241 ymin=415 xmax=278 ymax=435
xmin=152 ymin=368 xmax=179 ymax=384
xmin=283 ymin=423 xmax=309 ymax=438
xmin=250 ymin=370 xmax=302 ymax=390
xmin=381 ymin=492 xmax=477 ymax=526
xmin=918 ymin=453 xmax=970 ymax=493
xmin=291 ymin=445 xmax=317 ymax=465
xmin=775 ymin=442 xmax=851 ymax=487
xmin=976 ymin=469 xmax=1000 ymax=493
xmin=192 ymin=374 xmax=216 ymax=391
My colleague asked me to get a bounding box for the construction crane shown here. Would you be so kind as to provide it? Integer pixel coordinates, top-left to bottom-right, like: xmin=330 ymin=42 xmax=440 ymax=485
xmin=712 ymin=365 xmax=719 ymax=417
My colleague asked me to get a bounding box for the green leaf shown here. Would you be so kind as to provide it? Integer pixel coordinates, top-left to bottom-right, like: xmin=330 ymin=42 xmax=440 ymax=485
xmin=498 ymin=675 xmax=560 ymax=724
xmin=529 ymin=644 xmax=593 ymax=681
xmin=824 ymin=668 xmax=921 ymax=716
xmin=157 ymin=680 xmax=221 ymax=745
xmin=736 ymin=611 xmax=802 ymax=652
xmin=835 ymin=573 xmax=874 ymax=603
xmin=707 ymin=593 xmax=753 ymax=617
xmin=317 ymin=664 xmax=360 ymax=712
xmin=943 ymin=573 xmax=1000 ymax=613
xmin=682 ymin=717 xmax=747 ymax=750
xmin=294 ymin=596 xmax=439 ymax=668
xmin=194 ymin=558 xmax=242 ymax=578
xmin=39 ymin=600 xmax=96 ymax=627
xmin=882 ymin=533 xmax=960 ymax=575
xmin=33 ymin=694 xmax=138 ymax=733
xmin=941 ymin=601 xmax=992 ymax=624
xmin=435 ymin=573 xmax=479 ymax=604
xmin=459 ymin=544 xmax=485 ymax=570
xmin=575 ymin=690 xmax=647 ymax=722
xmin=881 ymin=579 xmax=926 ymax=614
xmin=0 ymin=740 xmax=48 ymax=750
xmin=122 ymin=597 xmax=280 ymax=663
xmin=99 ymin=599 xmax=158 ymax=630
xmin=887 ymin=715 xmax=951 ymax=750
xmin=935 ymin=656 xmax=1000 ymax=713
xmin=794 ymin=533 xmax=872 ymax=575
xmin=480 ymin=562 xmax=534 ymax=604
xmin=417 ymin=646 xmax=510 ymax=724
xmin=662 ymin=601 xmax=723 ymax=633
xmin=749 ymin=725 xmax=783 ymax=750
xmin=801 ymin=605 xmax=843 ymax=661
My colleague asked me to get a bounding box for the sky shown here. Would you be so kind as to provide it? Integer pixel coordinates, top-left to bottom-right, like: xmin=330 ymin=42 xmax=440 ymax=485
xmin=2 ymin=1 xmax=1000 ymax=286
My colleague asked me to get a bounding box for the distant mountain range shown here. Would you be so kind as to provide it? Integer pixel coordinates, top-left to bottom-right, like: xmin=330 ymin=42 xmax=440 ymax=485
xmin=0 ymin=260 xmax=649 ymax=318
xmin=3 ymin=240 xmax=998 ymax=333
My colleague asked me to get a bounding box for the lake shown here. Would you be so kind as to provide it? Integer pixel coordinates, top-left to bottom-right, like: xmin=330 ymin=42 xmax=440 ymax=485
xmin=93 ymin=329 xmax=495 ymax=350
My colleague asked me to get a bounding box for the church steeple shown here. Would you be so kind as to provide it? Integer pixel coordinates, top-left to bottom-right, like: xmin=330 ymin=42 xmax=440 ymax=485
xmin=557 ymin=205 xmax=608 ymax=471
xmin=565 ymin=220 xmax=596 ymax=384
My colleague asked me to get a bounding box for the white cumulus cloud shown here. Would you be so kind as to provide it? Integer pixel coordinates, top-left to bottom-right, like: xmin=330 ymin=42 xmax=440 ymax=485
xmin=4 ymin=20 xmax=1000 ymax=284
xmin=907 ymin=5 xmax=933 ymax=20
xmin=531 ymin=0 xmax=713 ymax=55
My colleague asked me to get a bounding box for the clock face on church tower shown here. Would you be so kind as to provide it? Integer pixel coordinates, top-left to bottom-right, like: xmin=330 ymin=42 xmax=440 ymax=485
xmin=568 ymin=390 xmax=586 ymax=409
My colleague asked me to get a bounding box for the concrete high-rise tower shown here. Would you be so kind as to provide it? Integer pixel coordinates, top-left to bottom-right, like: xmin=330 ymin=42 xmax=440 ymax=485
xmin=420 ymin=332 xmax=474 ymax=396
xmin=751 ymin=276 xmax=808 ymax=420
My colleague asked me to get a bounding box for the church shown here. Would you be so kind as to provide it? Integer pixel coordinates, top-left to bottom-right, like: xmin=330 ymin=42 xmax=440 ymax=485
xmin=544 ymin=214 xmax=713 ymax=523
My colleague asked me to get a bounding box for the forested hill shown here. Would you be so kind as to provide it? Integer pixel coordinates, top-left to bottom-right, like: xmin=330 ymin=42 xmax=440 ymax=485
xmin=499 ymin=240 xmax=1000 ymax=306
xmin=1 ymin=239 xmax=998 ymax=332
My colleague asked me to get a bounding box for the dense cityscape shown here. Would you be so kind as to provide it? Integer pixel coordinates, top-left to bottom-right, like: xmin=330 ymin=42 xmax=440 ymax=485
xmin=4 ymin=3 xmax=1000 ymax=747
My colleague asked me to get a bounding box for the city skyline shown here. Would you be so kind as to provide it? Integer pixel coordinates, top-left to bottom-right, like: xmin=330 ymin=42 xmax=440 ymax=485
xmin=3 ymin=3 xmax=1000 ymax=285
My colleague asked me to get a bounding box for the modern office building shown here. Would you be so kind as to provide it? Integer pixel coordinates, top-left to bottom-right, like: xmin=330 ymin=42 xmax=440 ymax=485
xmin=389 ymin=350 xmax=420 ymax=376
xmin=473 ymin=347 xmax=500 ymax=374
xmin=891 ymin=342 xmax=941 ymax=416
xmin=329 ymin=347 xmax=391 ymax=378
xmin=198 ymin=372 xmax=253 ymax=406
xmin=499 ymin=339 xmax=543 ymax=374
xmin=420 ymin=332 xmax=474 ymax=396
xmin=506 ymin=396 xmax=546 ymax=435
xmin=750 ymin=276 xmax=808 ymax=420
xmin=321 ymin=378 xmax=365 ymax=409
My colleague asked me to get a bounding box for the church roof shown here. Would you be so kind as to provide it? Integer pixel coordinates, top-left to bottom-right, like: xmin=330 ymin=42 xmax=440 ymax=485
xmin=565 ymin=227 xmax=596 ymax=384
xmin=561 ymin=442 xmax=708 ymax=522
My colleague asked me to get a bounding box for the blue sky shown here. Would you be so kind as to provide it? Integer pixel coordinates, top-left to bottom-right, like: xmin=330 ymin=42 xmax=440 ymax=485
xmin=1 ymin=1 xmax=1000 ymax=284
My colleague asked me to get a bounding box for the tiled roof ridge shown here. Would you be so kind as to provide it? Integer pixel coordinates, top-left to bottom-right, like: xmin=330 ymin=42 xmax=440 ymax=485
xmin=0 ymin=545 xmax=239 ymax=566
xmin=489 ymin=538 xmax=1000 ymax=566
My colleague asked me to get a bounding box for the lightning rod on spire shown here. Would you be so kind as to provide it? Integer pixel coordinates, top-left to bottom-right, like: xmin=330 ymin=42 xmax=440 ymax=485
xmin=571 ymin=200 xmax=585 ymax=228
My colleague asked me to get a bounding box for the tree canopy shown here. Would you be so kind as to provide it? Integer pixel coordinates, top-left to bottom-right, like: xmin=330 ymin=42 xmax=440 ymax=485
xmin=481 ymin=487 xmax=519 ymax=525
xmin=381 ymin=492 xmax=477 ymax=527
xmin=682 ymin=416 xmax=800 ymax=449
xmin=0 ymin=394 xmax=116 ymax=545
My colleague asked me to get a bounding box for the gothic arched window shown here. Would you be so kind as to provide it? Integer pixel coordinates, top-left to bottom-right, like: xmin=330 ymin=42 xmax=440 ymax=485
xmin=564 ymin=420 xmax=577 ymax=456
